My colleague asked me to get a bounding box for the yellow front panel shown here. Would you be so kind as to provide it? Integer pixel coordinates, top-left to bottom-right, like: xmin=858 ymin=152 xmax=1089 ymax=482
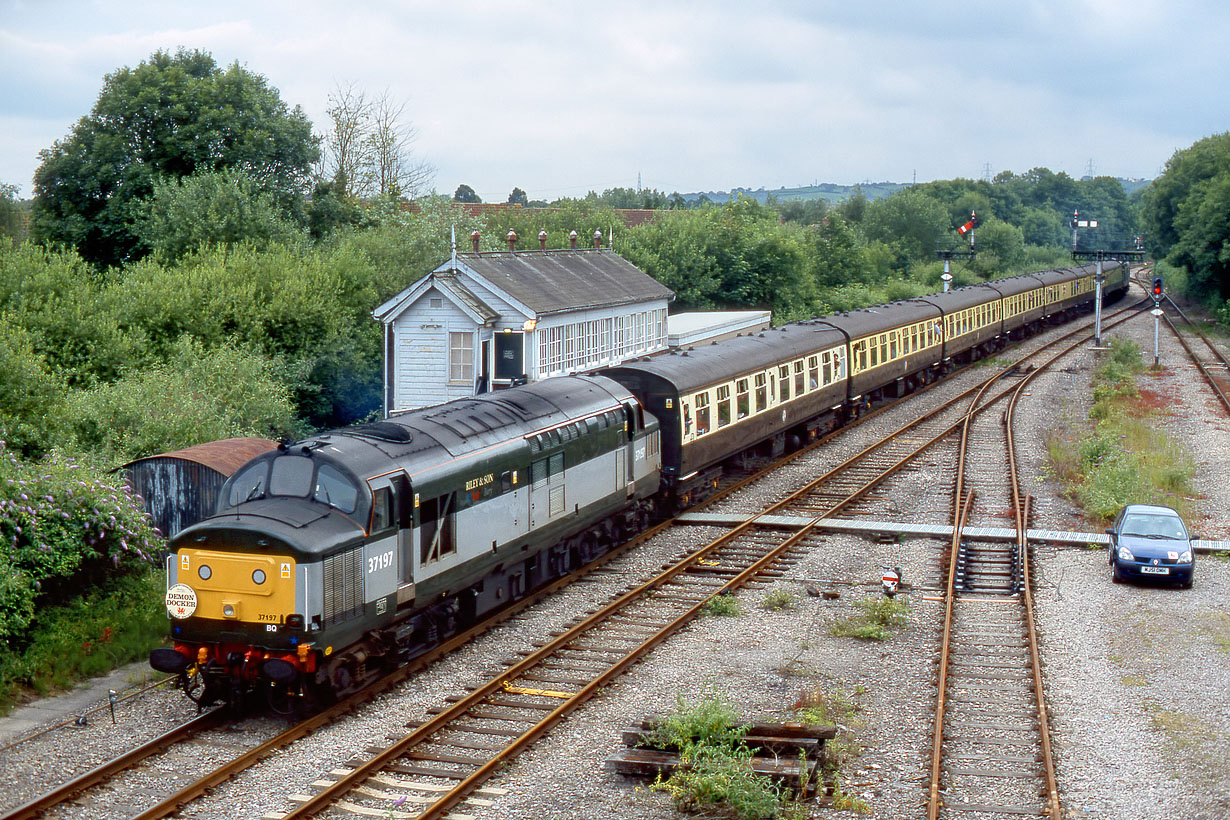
xmin=178 ymin=548 xmax=296 ymax=625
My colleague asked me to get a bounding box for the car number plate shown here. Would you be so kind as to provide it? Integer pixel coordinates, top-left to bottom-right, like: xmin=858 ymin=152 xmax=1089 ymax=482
xmin=1140 ymin=566 xmax=1169 ymax=575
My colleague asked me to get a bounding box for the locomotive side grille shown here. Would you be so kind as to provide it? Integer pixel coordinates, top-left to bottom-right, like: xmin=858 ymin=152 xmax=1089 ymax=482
xmin=323 ymin=547 xmax=364 ymax=626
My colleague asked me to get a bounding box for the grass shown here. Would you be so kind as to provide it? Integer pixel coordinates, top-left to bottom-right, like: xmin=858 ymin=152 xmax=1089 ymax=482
xmin=647 ymin=689 xmax=811 ymax=820
xmin=703 ymin=592 xmax=742 ymax=617
xmin=829 ymin=597 xmax=910 ymax=640
xmin=760 ymin=586 xmax=798 ymax=612
xmin=0 ymin=567 xmax=167 ymax=714
xmin=1046 ymin=337 xmax=1198 ymax=524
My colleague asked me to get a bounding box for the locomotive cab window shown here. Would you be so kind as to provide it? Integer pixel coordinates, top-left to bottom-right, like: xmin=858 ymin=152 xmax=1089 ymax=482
xmin=314 ymin=464 xmax=357 ymax=513
xmin=270 ymin=455 xmax=313 ymax=497
xmin=228 ymin=462 xmax=267 ymax=506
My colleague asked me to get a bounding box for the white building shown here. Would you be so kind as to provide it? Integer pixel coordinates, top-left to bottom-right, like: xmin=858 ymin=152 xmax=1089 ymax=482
xmin=373 ymin=244 xmax=675 ymax=413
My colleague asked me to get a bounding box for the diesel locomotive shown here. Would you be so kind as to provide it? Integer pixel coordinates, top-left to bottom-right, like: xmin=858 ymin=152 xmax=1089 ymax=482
xmin=150 ymin=262 xmax=1129 ymax=709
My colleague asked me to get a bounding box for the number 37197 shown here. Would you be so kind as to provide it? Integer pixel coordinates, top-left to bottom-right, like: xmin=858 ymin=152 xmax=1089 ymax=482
xmin=367 ymin=549 xmax=394 ymax=574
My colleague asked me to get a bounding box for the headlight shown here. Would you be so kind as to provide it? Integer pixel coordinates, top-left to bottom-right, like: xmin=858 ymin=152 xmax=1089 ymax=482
xmin=1179 ymin=550 xmax=1193 ymax=563
xmin=222 ymin=603 xmax=236 ymax=618
xmin=1118 ymin=546 xmax=1134 ymax=561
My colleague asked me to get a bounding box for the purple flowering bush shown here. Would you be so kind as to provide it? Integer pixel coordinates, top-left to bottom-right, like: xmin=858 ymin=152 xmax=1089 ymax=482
xmin=0 ymin=440 xmax=162 ymax=646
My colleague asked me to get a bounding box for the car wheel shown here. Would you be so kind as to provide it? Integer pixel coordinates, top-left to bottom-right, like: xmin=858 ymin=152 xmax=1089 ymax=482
xmin=1181 ymin=577 xmax=1193 ymax=590
xmin=1111 ymin=564 xmax=1124 ymax=584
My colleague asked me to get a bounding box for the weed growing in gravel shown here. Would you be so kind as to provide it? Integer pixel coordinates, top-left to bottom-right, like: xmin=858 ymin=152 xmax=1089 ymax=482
xmin=760 ymin=586 xmax=798 ymax=612
xmin=647 ymin=689 xmax=808 ymax=820
xmin=829 ymin=597 xmax=910 ymax=640
xmin=1046 ymin=337 xmax=1198 ymax=523
xmin=828 ymin=777 xmax=871 ymax=814
xmin=795 ymin=683 xmax=866 ymax=783
xmin=1204 ymin=611 xmax=1230 ymax=655
xmin=703 ymin=592 xmax=742 ymax=617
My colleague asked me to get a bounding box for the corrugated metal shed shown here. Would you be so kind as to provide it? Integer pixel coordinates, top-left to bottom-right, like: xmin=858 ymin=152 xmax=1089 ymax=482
xmin=120 ymin=437 xmax=277 ymax=539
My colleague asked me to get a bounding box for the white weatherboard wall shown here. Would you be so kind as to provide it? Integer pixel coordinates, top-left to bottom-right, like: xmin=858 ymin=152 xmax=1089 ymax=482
xmin=392 ymin=289 xmax=470 ymax=411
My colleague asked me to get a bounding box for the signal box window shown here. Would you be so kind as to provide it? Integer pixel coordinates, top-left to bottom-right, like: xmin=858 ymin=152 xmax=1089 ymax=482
xmin=449 ymin=331 xmax=474 ymax=382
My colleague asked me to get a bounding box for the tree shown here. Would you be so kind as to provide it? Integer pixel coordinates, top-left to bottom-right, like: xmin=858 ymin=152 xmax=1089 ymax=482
xmin=508 ymin=187 xmax=529 ymax=206
xmin=860 ymin=188 xmax=949 ymax=272
xmin=454 ymin=184 xmax=481 ymax=203
xmin=1144 ymin=133 xmax=1230 ymax=259
xmin=31 ymin=48 xmax=319 ymax=267
xmin=836 ymin=187 xmax=869 ymax=223
xmin=0 ymin=183 xmax=25 ymax=246
xmin=318 ymin=83 xmax=434 ymax=200
xmin=133 ymin=170 xmax=305 ymax=262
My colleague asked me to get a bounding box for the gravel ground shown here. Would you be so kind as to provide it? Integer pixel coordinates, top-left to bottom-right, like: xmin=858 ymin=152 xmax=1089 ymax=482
xmin=2 ymin=292 xmax=1226 ymax=820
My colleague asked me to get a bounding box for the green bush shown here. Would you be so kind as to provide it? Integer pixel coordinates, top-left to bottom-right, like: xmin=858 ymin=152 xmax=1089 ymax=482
xmin=66 ymin=336 xmax=302 ymax=463
xmin=0 ymin=569 xmax=167 ymax=712
xmin=0 ymin=443 xmax=161 ymax=647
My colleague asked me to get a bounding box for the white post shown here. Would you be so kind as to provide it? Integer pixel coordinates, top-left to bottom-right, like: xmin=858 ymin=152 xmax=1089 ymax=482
xmin=1150 ymin=307 xmax=1164 ymax=367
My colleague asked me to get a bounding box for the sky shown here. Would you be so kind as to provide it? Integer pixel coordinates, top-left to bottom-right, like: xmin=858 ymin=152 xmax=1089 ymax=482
xmin=2 ymin=1 xmax=1227 ymax=202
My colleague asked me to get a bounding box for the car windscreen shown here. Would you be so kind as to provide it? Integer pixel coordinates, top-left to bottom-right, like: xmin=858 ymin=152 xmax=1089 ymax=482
xmin=1121 ymin=514 xmax=1186 ymax=539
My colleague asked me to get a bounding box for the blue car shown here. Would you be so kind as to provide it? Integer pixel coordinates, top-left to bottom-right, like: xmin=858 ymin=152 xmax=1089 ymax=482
xmin=1106 ymin=504 xmax=1196 ymax=588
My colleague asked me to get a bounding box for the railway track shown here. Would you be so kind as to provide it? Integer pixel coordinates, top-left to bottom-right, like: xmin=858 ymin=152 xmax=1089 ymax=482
xmin=923 ymin=303 xmax=1142 ymax=819
xmin=264 ymin=301 xmax=1150 ymax=819
xmin=1160 ymin=295 xmax=1230 ymax=414
xmin=2 ymin=297 xmax=1148 ymax=820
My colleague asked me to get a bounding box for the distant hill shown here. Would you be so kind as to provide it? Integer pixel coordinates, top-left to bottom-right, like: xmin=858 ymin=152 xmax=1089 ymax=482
xmin=681 ymin=182 xmax=906 ymax=205
xmin=681 ymin=177 xmax=1150 ymax=205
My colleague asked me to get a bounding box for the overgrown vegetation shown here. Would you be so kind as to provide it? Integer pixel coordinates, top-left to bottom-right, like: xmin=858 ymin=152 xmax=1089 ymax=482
xmin=647 ymin=689 xmax=811 ymax=820
xmin=0 ymin=442 xmax=162 ymax=711
xmin=794 ymin=683 xmax=870 ymax=814
xmin=1046 ymin=338 xmax=1197 ymax=522
xmin=829 ymin=597 xmax=911 ymax=640
xmin=0 ymin=570 xmax=166 ymax=711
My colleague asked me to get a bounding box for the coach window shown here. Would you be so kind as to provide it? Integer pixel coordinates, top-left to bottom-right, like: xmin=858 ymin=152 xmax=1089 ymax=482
xmin=736 ymin=378 xmax=750 ymax=418
xmin=889 ymin=333 xmax=898 ymax=360
xmin=794 ymin=360 xmax=805 ymax=394
xmin=821 ymin=352 xmax=832 ymax=385
xmin=808 ymin=356 xmax=819 ymax=389
xmin=754 ymin=373 xmax=767 ymax=412
xmin=695 ymin=392 xmax=711 ymax=435
xmin=778 ymin=365 xmax=790 ymax=400
xmin=835 ymin=350 xmax=847 ymax=380
xmin=717 ymin=385 xmax=731 ymax=427
xmin=869 ymin=339 xmax=878 ymax=367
